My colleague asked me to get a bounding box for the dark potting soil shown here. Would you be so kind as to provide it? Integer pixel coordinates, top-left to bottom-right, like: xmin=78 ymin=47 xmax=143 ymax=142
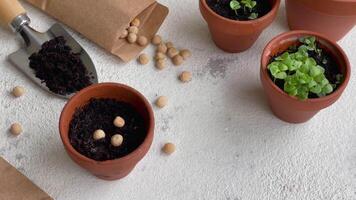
xmin=29 ymin=36 xmax=93 ymax=95
xmin=206 ymin=0 xmax=271 ymax=21
xmin=69 ymin=98 xmax=147 ymax=161
xmin=268 ymin=42 xmax=342 ymax=99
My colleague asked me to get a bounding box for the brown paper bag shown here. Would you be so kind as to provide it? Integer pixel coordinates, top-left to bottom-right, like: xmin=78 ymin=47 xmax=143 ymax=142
xmin=26 ymin=0 xmax=169 ymax=62
xmin=0 ymin=157 xmax=53 ymax=200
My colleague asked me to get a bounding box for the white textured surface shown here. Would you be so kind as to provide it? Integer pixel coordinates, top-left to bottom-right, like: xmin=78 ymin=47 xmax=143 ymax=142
xmin=0 ymin=1 xmax=356 ymax=200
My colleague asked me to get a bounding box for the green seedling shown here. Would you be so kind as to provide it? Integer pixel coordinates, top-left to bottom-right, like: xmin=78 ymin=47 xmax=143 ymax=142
xmin=241 ymin=0 xmax=257 ymax=11
xmin=268 ymin=36 xmax=342 ymax=100
xmin=248 ymin=12 xmax=258 ymax=19
xmin=230 ymin=0 xmax=241 ymax=15
xmin=229 ymin=0 xmax=258 ymax=19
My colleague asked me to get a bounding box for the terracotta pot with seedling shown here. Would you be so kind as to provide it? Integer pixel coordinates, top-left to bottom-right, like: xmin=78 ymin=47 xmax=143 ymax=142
xmin=59 ymin=83 xmax=154 ymax=180
xmin=260 ymin=31 xmax=351 ymax=123
xmin=200 ymin=0 xmax=280 ymax=52
xmin=286 ymin=0 xmax=356 ymax=41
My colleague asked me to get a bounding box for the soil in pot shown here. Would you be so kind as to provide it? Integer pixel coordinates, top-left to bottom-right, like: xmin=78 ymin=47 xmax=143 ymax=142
xmin=69 ymin=98 xmax=146 ymax=161
xmin=268 ymin=36 xmax=343 ymax=100
xmin=29 ymin=36 xmax=93 ymax=95
xmin=206 ymin=0 xmax=271 ymax=21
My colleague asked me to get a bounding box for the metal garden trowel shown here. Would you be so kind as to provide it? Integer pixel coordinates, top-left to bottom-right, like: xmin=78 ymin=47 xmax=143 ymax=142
xmin=0 ymin=0 xmax=98 ymax=99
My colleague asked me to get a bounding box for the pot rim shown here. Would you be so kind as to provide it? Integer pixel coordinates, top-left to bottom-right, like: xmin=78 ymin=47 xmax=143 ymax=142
xmin=200 ymin=0 xmax=281 ymax=25
xmin=261 ymin=30 xmax=351 ymax=104
xmin=59 ymin=82 xmax=155 ymax=166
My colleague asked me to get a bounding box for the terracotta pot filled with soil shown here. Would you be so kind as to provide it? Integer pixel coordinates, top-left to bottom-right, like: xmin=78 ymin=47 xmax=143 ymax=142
xmin=200 ymin=0 xmax=280 ymax=53
xmin=260 ymin=30 xmax=351 ymax=123
xmin=59 ymin=83 xmax=154 ymax=180
xmin=286 ymin=0 xmax=356 ymax=41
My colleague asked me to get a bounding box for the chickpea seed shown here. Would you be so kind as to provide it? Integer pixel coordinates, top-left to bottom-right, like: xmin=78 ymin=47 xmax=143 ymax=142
xmin=172 ymin=55 xmax=184 ymax=66
xmin=113 ymin=116 xmax=125 ymax=128
xmin=128 ymin=26 xmax=139 ymax=34
xmin=130 ymin=18 xmax=140 ymax=27
xmin=152 ymin=35 xmax=162 ymax=45
xmin=155 ymin=96 xmax=168 ymax=108
xmin=137 ymin=36 xmax=148 ymax=46
xmin=167 ymin=47 xmax=179 ymax=58
xmin=12 ymin=86 xmax=25 ymax=97
xmin=111 ymin=134 xmax=124 ymax=147
xmin=180 ymin=49 xmax=192 ymax=60
xmin=162 ymin=143 xmax=175 ymax=155
xmin=138 ymin=54 xmax=150 ymax=65
xmin=155 ymin=52 xmax=166 ymax=60
xmin=179 ymin=71 xmax=192 ymax=83
xmin=119 ymin=29 xmax=128 ymax=39
xmin=155 ymin=59 xmax=166 ymax=70
xmin=10 ymin=123 xmax=22 ymax=136
xmin=93 ymin=129 xmax=105 ymax=140
xmin=166 ymin=42 xmax=174 ymax=49
xmin=157 ymin=43 xmax=168 ymax=54
xmin=127 ymin=33 xmax=137 ymax=43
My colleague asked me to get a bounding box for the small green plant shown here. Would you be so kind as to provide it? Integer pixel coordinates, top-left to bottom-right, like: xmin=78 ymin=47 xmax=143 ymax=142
xmin=268 ymin=36 xmax=342 ymax=100
xmin=229 ymin=0 xmax=258 ymax=19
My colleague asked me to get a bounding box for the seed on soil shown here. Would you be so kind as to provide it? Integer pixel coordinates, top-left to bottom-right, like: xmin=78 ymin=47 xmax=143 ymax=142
xmin=113 ymin=116 xmax=125 ymax=128
xmin=180 ymin=49 xmax=192 ymax=60
xmin=111 ymin=134 xmax=124 ymax=147
xmin=93 ymin=129 xmax=105 ymax=140
xmin=172 ymin=55 xmax=184 ymax=66
xmin=167 ymin=47 xmax=179 ymax=58
xmin=166 ymin=42 xmax=174 ymax=48
xmin=10 ymin=123 xmax=22 ymax=136
xmin=152 ymin=35 xmax=162 ymax=45
xmin=155 ymin=52 xmax=166 ymax=60
xmin=12 ymin=86 xmax=25 ymax=97
xmin=120 ymin=29 xmax=128 ymax=39
xmin=157 ymin=43 xmax=168 ymax=54
xmin=162 ymin=143 xmax=175 ymax=155
xmin=138 ymin=53 xmax=150 ymax=65
xmin=179 ymin=71 xmax=192 ymax=83
xmin=127 ymin=33 xmax=137 ymax=43
xmin=128 ymin=26 xmax=139 ymax=34
xmin=155 ymin=96 xmax=168 ymax=108
xmin=155 ymin=59 xmax=166 ymax=70
xmin=137 ymin=36 xmax=148 ymax=46
xmin=130 ymin=18 xmax=140 ymax=27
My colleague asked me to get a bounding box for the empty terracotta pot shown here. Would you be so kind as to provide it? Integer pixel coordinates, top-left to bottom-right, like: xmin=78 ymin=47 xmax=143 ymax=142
xmin=199 ymin=0 xmax=280 ymax=53
xmin=260 ymin=30 xmax=351 ymax=123
xmin=59 ymin=83 xmax=154 ymax=180
xmin=286 ymin=0 xmax=356 ymax=41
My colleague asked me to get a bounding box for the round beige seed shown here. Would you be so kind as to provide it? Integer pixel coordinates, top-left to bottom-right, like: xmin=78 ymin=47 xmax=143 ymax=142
xmin=152 ymin=35 xmax=162 ymax=45
xmin=119 ymin=29 xmax=128 ymax=39
xmin=162 ymin=143 xmax=175 ymax=155
xmin=10 ymin=123 xmax=22 ymax=136
xmin=127 ymin=33 xmax=137 ymax=43
xmin=12 ymin=86 xmax=25 ymax=97
xmin=154 ymin=52 xmax=166 ymax=60
xmin=157 ymin=43 xmax=168 ymax=54
xmin=155 ymin=96 xmax=168 ymax=108
xmin=93 ymin=129 xmax=105 ymax=140
xmin=128 ymin=26 xmax=139 ymax=34
xmin=138 ymin=53 xmax=150 ymax=65
xmin=179 ymin=71 xmax=192 ymax=83
xmin=113 ymin=116 xmax=125 ymax=128
xmin=167 ymin=47 xmax=179 ymax=58
xmin=130 ymin=18 xmax=140 ymax=27
xmin=166 ymin=42 xmax=174 ymax=48
xmin=180 ymin=49 xmax=192 ymax=60
xmin=137 ymin=36 xmax=148 ymax=46
xmin=155 ymin=59 xmax=166 ymax=70
xmin=111 ymin=134 xmax=124 ymax=147
xmin=172 ymin=55 xmax=184 ymax=66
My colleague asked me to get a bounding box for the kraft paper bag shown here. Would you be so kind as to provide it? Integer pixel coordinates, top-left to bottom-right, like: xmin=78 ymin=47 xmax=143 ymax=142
xmin=26 ymin=0 xmax=169 ymax=62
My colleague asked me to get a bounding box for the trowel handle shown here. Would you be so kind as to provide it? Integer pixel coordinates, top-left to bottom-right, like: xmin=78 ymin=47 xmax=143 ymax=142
xmin=0 ymin=0 xmax=26 ymax=28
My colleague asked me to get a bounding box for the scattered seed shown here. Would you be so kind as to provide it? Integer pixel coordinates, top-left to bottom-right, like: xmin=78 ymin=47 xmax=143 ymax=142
xmin=12 ymin=86 xmax=25 ymax=97
xmin=157 ymin=43 xmax=168 ymax=54
xmin=155 ymin=59 xmax=166 ymax=70
xmin=93 ymin=129 xmax=105 ymax=140
xmin=152 ymin=35 xmax=162 ymax=45
xmin=130 ymin=18 xmax=140 ymax=27
xmin=10 ymin=123 xmax=22 ymax=136
xmin=128 ymin=26 xmax=139 ymax=34
xmin=172 ymin=55 xmax=184 ymax=66
xmin=127 ymin=33 xmax=137 ymax=43
xmin=119 ymin=29 xmax=128 ymax=39
xmin=162 ymin=143 xmax=175 ymax=155
xmin=138 ymin=53 xmax=150 ymax=65
xmin=137 ymin=36 xmax=148 ymax=46
xmin=179 ymin=71 xmax=192 ymax=83
xmin=166 ymin=42 xmax=174 ymax=48
xmin=111 ymin=134 xmax=124 ymax=147
xmin=167 ymin=47 xmax=179 ymax=58
xmin=180 ymin=49 xmax=192 ymax=60
xmin=155 ymin=96 xmax=168 ymax=108
xmin=113 ymin=116 xmax=125 ymax=128
xmin=155 ymin=52 xmax=166 ymax=60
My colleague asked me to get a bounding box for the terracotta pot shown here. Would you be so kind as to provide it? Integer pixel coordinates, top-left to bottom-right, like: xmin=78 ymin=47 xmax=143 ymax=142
xmin=260 ymin=30 xmax=351 ymax=123
xmin=199 ymin=0 xmax=281 ymax=53
xmin=286 ymin=0 xmax=356 ymax=41
xmin=59 ymin=83 xmax=154 ymax=180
